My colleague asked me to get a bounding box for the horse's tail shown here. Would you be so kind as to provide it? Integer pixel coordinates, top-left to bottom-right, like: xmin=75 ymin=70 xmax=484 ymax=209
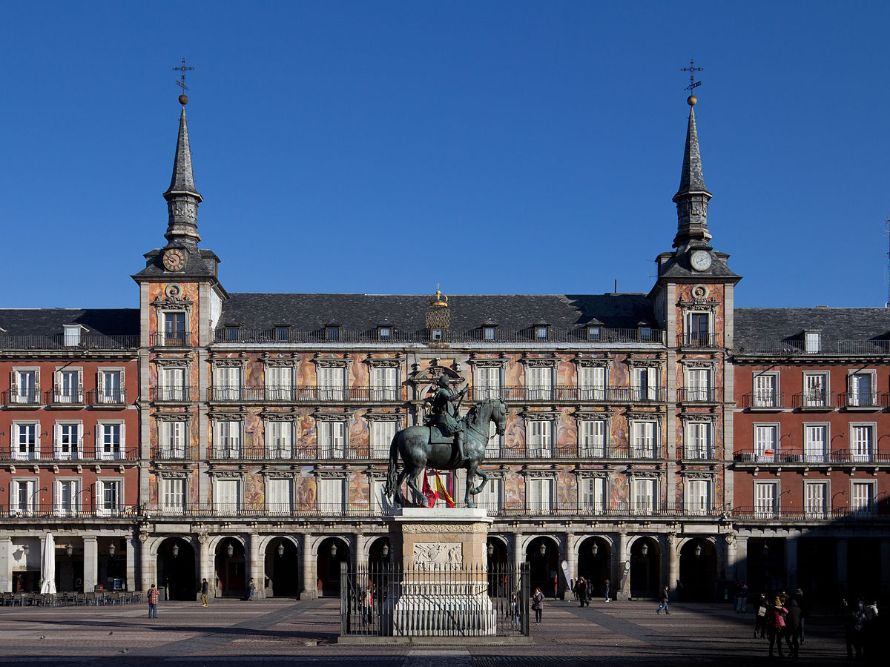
xmin=384 ymin=431 xmax=400 ymax=497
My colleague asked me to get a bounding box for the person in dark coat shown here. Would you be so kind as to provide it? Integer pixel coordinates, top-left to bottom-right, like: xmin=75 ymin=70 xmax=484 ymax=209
xmin=784 ymin=598 xmax=803 ymax=658
xmin=754 ymin=593 xmax=768 ymax=639
xmin=577 ymin=577 xmax=589 ymax=607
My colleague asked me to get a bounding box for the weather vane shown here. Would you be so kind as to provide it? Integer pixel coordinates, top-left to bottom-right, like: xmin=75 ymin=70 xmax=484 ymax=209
xmin=173 ymin=57 xmax=194 ymax=105
xmin=681 ymin=58 xmax=703 ymax=106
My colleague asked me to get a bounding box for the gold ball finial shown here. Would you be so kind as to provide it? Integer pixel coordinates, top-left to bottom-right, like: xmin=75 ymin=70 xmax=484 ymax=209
xmin=687 ymin=95 xmax=697 ymax=107
xmin=179 ymin=94 xmax=189 ymax=106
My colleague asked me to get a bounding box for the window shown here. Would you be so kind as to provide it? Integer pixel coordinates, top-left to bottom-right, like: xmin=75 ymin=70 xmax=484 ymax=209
xmin=97 ymin=480 xmax=121 ymax=516
xmin=754 ymin=481 xmax=778 ymax=518
xmin=97 ymin=422 xmax=123 ymax=460
xmin=851 ymin=481 xmax=875 ymax=515
xmin=534 ymin=325 xmax=549 ymax=340
xmin=526 ymin=366 xmax=553 ymax=400
xmin=266 ymin=478 xmax=293 ymax=515
xmin=12 ymin=479 xmax=37 ymax=516
xmin=526 ymin=419 xmax=552 ymax=458
xmin=754 ymin=425 xmax=778 ymax=462
xmin=377 ymin=326 xmax=392 ymax=341
xmin=160 ymin=478 xmax=186 ymax=514
xmin=274 ymin=326 xmax=290 ymax=341
xmin=317 ymin=366 xmax=346 ymax=400
xmin=487 ymin=420 xmax=502 ymax=457
xmin=162 ymin=312 xmax=187 ymax=345
xmin=63 ymin=325 xmax=82 ymax=346
xmin=214 ymin=478 xmax=241 ymax=514
xmin=685 ymin=367 xmax=712 ymax=402
xmin=631 ymin=421 xmax=657 ymax=458
xmin=325 ymin=325 xmax=340 ymax=342
xmin=317 ymin=478 xmax=346 ymax=515
xmin=98 ymin=369 xmax=124 ymax=404
xmin=213 ymin=366 xmax=242 ymax=401
xmin=371 ymin=420 xmax=397 ymax=458
xmin=685 ymin=422 xmax=712 ymax=460
xmin=632 ymin=366 xmax=658 ymax=401
xmin=579 ymin=419 xmax=606 ymax=457
xmin=56 ymin=422 xmax=81 ymax=460
xmin=848 ymin=372 xmax=875 ymax=407
xmin=214 ymin=421 xmax=242 ymax=459
xmin=266 ymin=420 xmax=293 ymax=459
xmin=371 ymin=366 xmax=398 ymax=401
xmin=160 ymin=366 xmax=187 ymax=401
xmin=482 ymin=326 xmax=496 ymax=341
xmin=224 ymin=326 xmax=240 ymax=341
xmin=13 ymin=422 xmax=39 ymax=460
xmin=474 ymin=366 xmax=501 ymax=400
xmin=686 ymin=312 xmax=710 ymax=346
xmin=371 ymin=478 xmax=390 ymax=515
xmin=12 ymin=369 xmax=38 ymax=404
xmin=850 ymin=425 xmax=874 ymax=462
xmin=685 ymin=479 xmax=711 ymax=515
xmin=318 ymin=420 xmax=347 ymax=458
xmin=527 ymin=478 xmax=553 ymax=513
xmin=753 ymin=373 xmax=778 ymax=408
xmin=55 ymin=479 xmax=80 ymax=517
xmin=477 ymin=478 xmax=503 ymax=513
xmin=804 ymin=482 xmax=828 ymax=519
xmin=639 ymin=326 xmax=654 ymax=341
xmin=579 ymin=477 xmax=606 ymax=513
xmin=802 ymin=373 xmax=828 ymax=408
xmin=266 ymin=365 xmax=294 ymax=401
xmin=159 ymin=420 xmax=187 ymax=459
xmin=804 ymin=424 xmax=828 ymax=462
xmin=55 ymin=369 xmax=82 ymax=404
xmin=578 ymin=365 xmax=606 ymax=400
xmin=430 ymin=328 xmax=444 ymax=341
xmin=587 ymin=326 xmax=602 ymax=341
xmin=632 ymin=478 xmax=657 ymax=515
xmin=805 ymin=331 xmax=821 ymax=354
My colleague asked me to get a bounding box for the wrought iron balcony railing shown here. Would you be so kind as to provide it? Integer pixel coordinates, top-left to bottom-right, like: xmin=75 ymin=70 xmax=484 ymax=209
xmin=733 ymin=449 xmax=889 ymax=464
xmin=152 ymin=387 xmax=192 ymax=402
xmin=677 ymin=333 xmax=719 ymax=348
xmin=839 ymin=392 xmax=884 ymax=409
xmin=0 ymin=334 xmax=138 ymax=351
xmin=0 ymin=448 xmax=138 ymax=463
xmin=792 ymin=391 xmax=835 ymax=409
xmin=676 ymin=388 xmax=718 ymax=403
xmin=149 ymin=332 xmax=192 ymax=348
xmin=86 ymin=389 xmax=127 ymax=406
xmin=741 ymin=392 xmax=785 ymax=409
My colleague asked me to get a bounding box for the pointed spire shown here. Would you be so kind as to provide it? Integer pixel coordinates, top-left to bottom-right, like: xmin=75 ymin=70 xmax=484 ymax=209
xmin=672 ymin=98 xmax=712 ymax=248
xmin=163 ymin=99 xmax=202 ymax=247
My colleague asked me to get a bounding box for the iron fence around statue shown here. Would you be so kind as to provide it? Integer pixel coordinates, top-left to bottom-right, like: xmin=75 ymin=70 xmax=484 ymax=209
xmin=339 ymin=562 xmax=530 ymax=638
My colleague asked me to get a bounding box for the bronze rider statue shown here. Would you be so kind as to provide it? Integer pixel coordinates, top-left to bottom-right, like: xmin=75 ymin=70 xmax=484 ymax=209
xmin=425 ymin=375 xmax=468 ymax=461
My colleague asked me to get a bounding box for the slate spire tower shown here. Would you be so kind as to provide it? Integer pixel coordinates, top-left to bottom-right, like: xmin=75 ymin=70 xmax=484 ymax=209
xmin=163 ymin=97 xmax=203 ymax=247
xmin=672 ymin=97 xmax=712 ymax=249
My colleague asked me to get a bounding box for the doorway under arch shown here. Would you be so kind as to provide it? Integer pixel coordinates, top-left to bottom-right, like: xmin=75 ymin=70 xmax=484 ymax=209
xmin=526 ymin=536 xmax=560 ymax=598
xmin=577 ymin=536 xmax=611 ymax=599
xmin=215 ymin=537 xmax=246 ymax=598
xmin=630 ymin=536 xmax=660 ymax=599
xmin=679 ymin=538 xmax=717 ymax=601
xmin=157 ymin=537 xmax=196 ymax=601
xmin=487 ymin=537 xmax=510 ymax=598
xmin=265 ymin=537 xmax=300 ymax=598
xmin=368 ymin=537 xmax=392 ymax=572
xmin=317 ymin=537 xmax=350 ymax=597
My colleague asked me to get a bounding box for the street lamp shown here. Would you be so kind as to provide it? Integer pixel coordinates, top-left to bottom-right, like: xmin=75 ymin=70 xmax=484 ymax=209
xmin=277 ymin=542 xmax=285 ymax=557
xmin=172 ymin=542 xmax=180 ymax=558
xmin=762 ymin=543 xmax=769 ymax=557
xmin=66 ymin=544 xmax=73 ymax=557
xmin=487 ymin=543 xmax=494 ymax=557
xmin=330 ymin=542 xmax=338 ymax=557
xmin=641 ymin=542 xmax=649 ymax=557
xmin=108 ymin=542 xmax=116 ymax=557
xmin=226 ymin=542 xmax=234 ymax=558
xmin=694 ymin=543 xmax=702 ymax=559
xmin=382 ymin=543 xmax=390 ymax=558
xmin=591 ymin=542 xmax=599 ymax=557
xmin=539 ymin=542 xmax=547 ymax=557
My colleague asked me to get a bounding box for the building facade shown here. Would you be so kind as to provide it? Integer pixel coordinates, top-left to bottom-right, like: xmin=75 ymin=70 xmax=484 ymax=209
xmin=1 ymin=93 xmax=887 ymax=602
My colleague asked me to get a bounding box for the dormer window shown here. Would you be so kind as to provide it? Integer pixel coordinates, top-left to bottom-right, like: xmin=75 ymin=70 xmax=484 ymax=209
xmin=377 ymin=326 xmax=392 ymax=341
xmin=534 ymin=323 xmax=550 ymax=341
xmin=274 ymin=326 xmax=290 ymax=342
xmin=805 ymin=330 xmax=821 ymax=354
xmin=587 ymin=325 xmax=602 ymax=341
xmin=224 ymin=326 xmax=240 ymax=342
xmin=63 ymin=325 xmax=82 ymax=347
xmin=482 ymin=325 xmax=497 ymax=341
xmin=430 ymin=328 xmax=444 ymax=341
xmin=639 ymin=326 xmax=653 ymax=341
xmin=325 ymin=325 xmax=341 ymax=342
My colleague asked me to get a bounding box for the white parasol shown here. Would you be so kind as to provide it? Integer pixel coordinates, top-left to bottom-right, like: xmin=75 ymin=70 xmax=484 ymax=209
xmin=39 ymin=533 xmax=57 ymax=594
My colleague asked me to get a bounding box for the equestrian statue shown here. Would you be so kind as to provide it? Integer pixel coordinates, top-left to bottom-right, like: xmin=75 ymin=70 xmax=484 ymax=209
xmin=384 ymin=377 xmax=506 ymax=508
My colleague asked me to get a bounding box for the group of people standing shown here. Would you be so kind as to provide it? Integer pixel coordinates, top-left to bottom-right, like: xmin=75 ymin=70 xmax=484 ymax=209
xmin=570 ymin=577 xmax=611 ymax=607
xmin=842 ymin=598 xmax=880 ymax=660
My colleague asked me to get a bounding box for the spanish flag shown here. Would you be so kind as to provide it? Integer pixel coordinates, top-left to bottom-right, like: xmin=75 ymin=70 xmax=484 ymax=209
xmin=434 ymin=471 xmax=456 ymax=508
xmin=422 ymin=470 xmax=438 ymax=508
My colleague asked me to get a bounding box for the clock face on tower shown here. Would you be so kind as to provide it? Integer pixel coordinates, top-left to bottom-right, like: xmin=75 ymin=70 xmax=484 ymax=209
xmin=690 ymin=250 xmax=712 ymax=272
xmin=162 ymin=248 xmax=186 ymax=272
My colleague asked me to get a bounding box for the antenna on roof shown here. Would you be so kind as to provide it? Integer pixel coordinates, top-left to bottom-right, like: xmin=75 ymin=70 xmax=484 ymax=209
xmin=613 ymin=279 xmax=618 ymax=294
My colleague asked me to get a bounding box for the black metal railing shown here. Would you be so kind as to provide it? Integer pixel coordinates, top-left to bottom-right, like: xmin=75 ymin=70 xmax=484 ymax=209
xmin=839 ymin=392 xmax=883 ymax=409
xmin=733 ymin=449 xmax=889 ymax=464
xmin=152 ymin=387 xmax=192 ymax=402
xmin=734 ymin=340 xmax=890 ymax=357
xmin=681 ymin=448 xmax=717 ymax=461
xmin=208 ymin=385 xmax=404 ymax=403
xmin=340 ymin=563 xmax=530 ymax=638
xmin=48 ymin=388 xmax=85 ymax=405
xmin=3 ymin=389 xmax=41 ymax=406
xmin=792 ymin=391 xmax=835 ymax=409
xmin=86 ymin=390 xmax=127 ymax=406
xmin=0 ymin=334 xmax=138 ymax=351
xmin=731 ymin=506 xmax=890 ymax=521
xmin=678 ymin=333 xmax=719 ymax=348
xmin=741 ymin=392 xmax=785 ymax=409
xmin=0 ymin=449 xmax=138 ymax=463
xmin=149 ymin=332 xmax=191 ymax=348
xmin=0 ymin=505 xmax=139 ymax=519
xmin=676 ymin=388 xmax=717 ymax=403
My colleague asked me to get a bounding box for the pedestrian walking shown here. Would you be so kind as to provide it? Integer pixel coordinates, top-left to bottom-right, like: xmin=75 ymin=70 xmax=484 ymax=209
xmin=577 ymin=577 xmax=589 ymax=607
xmin=248 ymin=578 xmax=257 ymax=601
xmin=753 ymin=593 xmax=768 ymax=638
xmin=784 ymin=597 xmax=803 ymax=658
xmin=200 ymin=578 xmax=209 ymax=608
xmin=656 ymin=585 xmax=670 ymax=615
xmin=532 ymin=587 xmax=544 ymax=624
xmin=766 ymin=596 xmax=787 ymax=658
xmin=147 ymin=583 xmax=159 ymax=619
xmin=603 ymin=577 xmax=611 ymax=602
xmin=735 ymin=581 xmax=749 ymax=613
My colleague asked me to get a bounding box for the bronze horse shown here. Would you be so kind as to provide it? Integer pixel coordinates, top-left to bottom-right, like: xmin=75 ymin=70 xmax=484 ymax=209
xmin=384 ymin=398 xmax=507 ymax=508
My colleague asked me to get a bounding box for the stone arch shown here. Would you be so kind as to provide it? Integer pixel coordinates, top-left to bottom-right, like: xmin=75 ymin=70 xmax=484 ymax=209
xmin=629 ymin=535 xmax=661 ymax=599
xmin=577 ymin=535 xmax=612 ymax=599
xmin=316 ymin=536 xmax=351 ymax=598
xmin=155 ymin=536 xmax=197 ymax=601
xmin=214 ymin=536 xmax=247 ymax=598
xmin=679 ymin=537 xmax=718 ymax=601
xmin=525 ymin=535 xmax=561 ymax=598
xmin=265 ymin=536 xmax=300 ymax=599
xmin=367 ymin=536 xmax=393 ymax=571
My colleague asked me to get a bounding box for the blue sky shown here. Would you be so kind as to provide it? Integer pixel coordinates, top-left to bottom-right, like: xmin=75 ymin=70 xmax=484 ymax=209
xmin=1 ymin=1 xmax=888 ymax=308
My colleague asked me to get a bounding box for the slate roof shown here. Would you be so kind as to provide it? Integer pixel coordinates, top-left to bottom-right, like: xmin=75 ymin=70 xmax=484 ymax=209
xmin=219 ymin=293 xmax=657 ymax=333
xmin=734 ymin=308 xmax=890 ymax=352
xmin=0 ymin=309 xmax=139 ymax=336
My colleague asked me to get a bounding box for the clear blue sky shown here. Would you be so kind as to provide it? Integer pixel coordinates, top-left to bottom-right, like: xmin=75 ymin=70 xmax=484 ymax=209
xmin=1 ymin=1 xmax=888 ymax=308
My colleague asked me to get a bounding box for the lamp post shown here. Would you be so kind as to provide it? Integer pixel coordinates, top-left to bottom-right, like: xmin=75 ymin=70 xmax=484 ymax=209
xmin=694 ymin=543 xmax=702 ymax=559
xmin=277 ymin=542 xmax=285 ymax=558
xmin=641 ymin=541 xmax=650 ymax=596
xmin=226 ymin=542 xmax=234 ymax=558
xmin=172 ymin=542 xmax=180 ymax=558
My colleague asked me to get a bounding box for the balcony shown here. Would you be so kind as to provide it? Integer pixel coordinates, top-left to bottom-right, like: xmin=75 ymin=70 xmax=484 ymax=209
xmin=677 ymin=387 xmax=718 ymax=404
xmin=0 ymin=504 xmax=139 ymax=520
xmin=681 ymin=448 xmax=717 ymax=461
xmin=149 ymin=332 xmax=191 ymax=348
xmin=792 ymin=391 xmax=835 ymax=411
xmin=151 ymin=447 xmax=191 ymax=461
xmin=3 ymin=389 xmax=41 ymax=408
xmin=0 ymin=449 xmax=138 ymax=463
xmin=475 ymin=386 xmax=666 ymax=403
xmin=677 ymin=333 xmax=719 ymax=349
xmin=152 ymin=387 xmax=192 ymax=403
xmin=741 ymin=392 xmax=785 ymax=411
xmin=86 ymin=389 xmax=127 ymax=407
xmin=207 ymin=385 xmax=404 ymax=404
xmin=0 ymin=334 xmax=138 ymax=352
xmin=733 ymin=449 xmax=890 ymax=465
xmin=730 ymin=506 xmax=889 ymax=523
xmin=48 ymin=387 xmax=85 ymax=408
xmin=840 ymin=392 xmax=884 ymax=411
xmin=206 ymin=447 xmax=372 ymax=461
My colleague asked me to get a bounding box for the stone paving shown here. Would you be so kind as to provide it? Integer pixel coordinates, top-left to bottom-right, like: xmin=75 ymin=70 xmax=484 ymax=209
xmin=0 ymin=597 xmax=849 ymax=665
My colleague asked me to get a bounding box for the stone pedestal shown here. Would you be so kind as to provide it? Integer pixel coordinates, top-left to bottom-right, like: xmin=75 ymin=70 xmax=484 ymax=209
xmin=386 ymin=507 xmax=495 ymax=637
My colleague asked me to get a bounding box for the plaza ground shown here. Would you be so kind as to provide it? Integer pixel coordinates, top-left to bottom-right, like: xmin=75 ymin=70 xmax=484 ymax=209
xmin=0 ymin=598 xmax=849 ymax=665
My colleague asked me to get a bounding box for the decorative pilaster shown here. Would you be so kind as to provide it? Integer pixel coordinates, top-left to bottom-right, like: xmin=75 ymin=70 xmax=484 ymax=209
xmin=83 ymin=536 xmax=98 ymax=593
